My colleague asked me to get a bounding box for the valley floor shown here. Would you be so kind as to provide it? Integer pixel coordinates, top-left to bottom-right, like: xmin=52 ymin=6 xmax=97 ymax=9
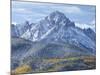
xmin=11 ymin=55 xmax=96 ymax=75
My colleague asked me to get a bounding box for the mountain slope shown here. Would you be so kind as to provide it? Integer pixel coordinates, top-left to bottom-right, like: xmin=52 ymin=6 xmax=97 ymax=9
xmin=11 ymin=24 xmax=19 ymax=37
xmin=11 ymin=37 xmax=94 ymax=70
xmin=20 ymin=11 xmax=95 ymax=54
xmin=83 ymin=28 xmax=96 ymax=42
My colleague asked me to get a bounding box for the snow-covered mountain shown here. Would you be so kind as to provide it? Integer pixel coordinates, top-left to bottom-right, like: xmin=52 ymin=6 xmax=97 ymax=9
xmin=11 ymin=11 xmax=96 ymax=54
xmin=11 ymin=21 xmax=34 ymax=37
xmin=21 ymin=11 xmax=75 ymax=41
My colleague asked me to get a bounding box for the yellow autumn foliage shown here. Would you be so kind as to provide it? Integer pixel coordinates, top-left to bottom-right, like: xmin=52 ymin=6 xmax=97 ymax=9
xmin=14 ymin=64 xmax=32 ymax=74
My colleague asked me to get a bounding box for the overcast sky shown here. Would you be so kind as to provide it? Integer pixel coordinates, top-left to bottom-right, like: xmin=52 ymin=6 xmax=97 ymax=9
xmin=12 ymin=1 xmax=96 ymax=30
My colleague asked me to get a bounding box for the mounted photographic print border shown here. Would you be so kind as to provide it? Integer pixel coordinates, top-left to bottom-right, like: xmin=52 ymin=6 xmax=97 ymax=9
xmin=11 ymin=0 xmax=96 ymax=74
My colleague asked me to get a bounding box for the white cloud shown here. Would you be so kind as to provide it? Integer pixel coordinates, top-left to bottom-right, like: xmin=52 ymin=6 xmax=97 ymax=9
xmin=12 ymin=8 xmax=32 ymax=14
xmin=75 ymin=23 xmax=95 ymax=32
xmin=12 ymin=22 xmax=17 ymax=25
xmin=32 ymin=3 xmax=82 ymax=14
xmin=50 ymin=6 xmax=82 ymax=14
xmin=75 ymin=23 xmax=89 ymax=29
xmin=63 ymin=6 xmax=82 ymax=13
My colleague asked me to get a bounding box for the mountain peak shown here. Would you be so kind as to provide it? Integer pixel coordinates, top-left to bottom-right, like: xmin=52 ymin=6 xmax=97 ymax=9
xmin=51 ymin=11 xmax=65 ymax=15
xmin=45 ymin=11 xmax=71 ymax=26
xmin=49 ymin=11 xmax=66 ymax=18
